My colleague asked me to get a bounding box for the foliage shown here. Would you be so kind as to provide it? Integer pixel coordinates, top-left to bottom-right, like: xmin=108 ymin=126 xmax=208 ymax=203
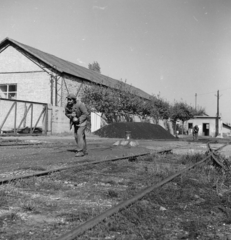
xmin=82 ymin=82 xmax=205 ymax=125
xmin=191 ymin=106 xmax=206 ymax=116
xmin=82 ymin=81 xmax=173 ymax=124
xmin=170 ymin=101 xmax=205 ymax=123
xmin=88 ymin=61 xmax=101 ymax=73
xmin=81 ymin=82 xmax=144 ymax=123
xmin=147 ymin=95 xmax=171 ymax=123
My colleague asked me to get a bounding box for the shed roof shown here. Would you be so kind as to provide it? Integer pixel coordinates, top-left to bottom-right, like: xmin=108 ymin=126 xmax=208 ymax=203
xmin=192 ymin=116 xmax=221 ymax=119
xmin=0 ymin=38 xmax=151 ymax=100
xmin=223 ymin=123 xmax=231 ymax=130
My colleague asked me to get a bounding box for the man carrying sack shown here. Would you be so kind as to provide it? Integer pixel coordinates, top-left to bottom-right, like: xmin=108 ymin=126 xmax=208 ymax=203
xmin=65 ymin=93 xmax=89 ymax=157
xmin=193 ymin=125 xmax=199 ymax=141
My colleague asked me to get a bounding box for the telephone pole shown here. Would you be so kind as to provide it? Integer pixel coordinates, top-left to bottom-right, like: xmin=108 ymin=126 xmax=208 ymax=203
xmin=195 ymin=93 xmax=197 ymax=110
xmin=215 ymin=90 xmax=219 ymax=137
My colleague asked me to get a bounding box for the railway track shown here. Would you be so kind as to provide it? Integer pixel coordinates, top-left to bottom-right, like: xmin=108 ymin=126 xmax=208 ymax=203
xmin=0 ymin=141 xmax=229 ymax=239
xmin=1 ymin=139 xmax=221 ymax=182
xmin=55 ymin=142 xmax=230 ymax=240
xmin=0 ymin=147 xmax=174 ymax=185
xmin=0 ymin=142 xmax=144 ymax=174
xmin=0 ymin=141 xmax=227 ymax=186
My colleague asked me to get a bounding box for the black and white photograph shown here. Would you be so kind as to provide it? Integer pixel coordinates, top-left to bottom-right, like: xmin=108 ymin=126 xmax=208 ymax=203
xmin=0 ymin=1 xmax=231 ymax=239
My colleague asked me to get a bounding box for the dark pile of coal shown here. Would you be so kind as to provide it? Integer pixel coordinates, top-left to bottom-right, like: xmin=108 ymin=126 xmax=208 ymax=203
xmin=93 ymin=122 xmax=175 ymax=140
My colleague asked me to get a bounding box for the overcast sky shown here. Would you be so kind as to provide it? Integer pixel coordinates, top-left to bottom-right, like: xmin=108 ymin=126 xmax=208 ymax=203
xmin=1 ymin=0 xmax=231 ymax=122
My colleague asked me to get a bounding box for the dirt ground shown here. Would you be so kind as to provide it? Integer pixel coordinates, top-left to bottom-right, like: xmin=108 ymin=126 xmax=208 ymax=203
xmin=2 ymin=132 xmax=231 ymax=152
xmin=0 ymin=133 xmax=231 ymax=180
xmin=1 ymin=133 xmax=231 ymax=159
xmin=1 ymin=134 xmax=231 ymax=240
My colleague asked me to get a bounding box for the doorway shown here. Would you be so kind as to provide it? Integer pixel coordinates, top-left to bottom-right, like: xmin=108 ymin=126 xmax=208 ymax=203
xmin=188 ymin=123 xmax=193 ymax=135
xmin=203 ymin=123 xmax=210 ymax=136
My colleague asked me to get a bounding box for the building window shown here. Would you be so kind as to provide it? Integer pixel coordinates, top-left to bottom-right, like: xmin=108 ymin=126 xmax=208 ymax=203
xmin=0 ymin=84 xmax=17 ymax=99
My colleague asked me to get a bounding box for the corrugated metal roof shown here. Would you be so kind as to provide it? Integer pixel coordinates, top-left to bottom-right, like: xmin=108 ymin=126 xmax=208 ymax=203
xmin=0 ymin=38 xmax=151 ymax=100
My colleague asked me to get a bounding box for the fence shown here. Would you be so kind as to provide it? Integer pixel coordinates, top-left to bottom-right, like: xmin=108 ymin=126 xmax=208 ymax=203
xmin=0 ymin=98 xmax=48 ymax=136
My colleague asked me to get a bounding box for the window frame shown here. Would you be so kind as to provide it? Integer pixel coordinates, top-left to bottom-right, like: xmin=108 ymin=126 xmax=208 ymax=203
xmin=0 ymin=83 xmax=17 ymax=99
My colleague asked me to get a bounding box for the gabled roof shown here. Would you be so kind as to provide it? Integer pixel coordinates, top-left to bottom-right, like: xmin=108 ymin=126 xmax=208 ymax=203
xmin=223 ymin=123 xmax=231 ymax=130
xmin=0 ymin=37 xmax=150 ymax=100
xmin=193 ymin=115 xmax=220 ymax=119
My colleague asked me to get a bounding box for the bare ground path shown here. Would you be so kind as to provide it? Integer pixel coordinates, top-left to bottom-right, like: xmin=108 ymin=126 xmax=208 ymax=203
xmin=0 ymin=134 xmax=231 ymax=239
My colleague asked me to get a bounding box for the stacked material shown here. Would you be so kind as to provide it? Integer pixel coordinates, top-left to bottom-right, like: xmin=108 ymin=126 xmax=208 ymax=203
xmin=94 ymin=122 xmax=175 ymax=140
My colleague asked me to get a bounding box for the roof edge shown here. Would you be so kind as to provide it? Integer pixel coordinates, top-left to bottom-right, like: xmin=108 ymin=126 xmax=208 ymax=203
xmin=0 ymin=38 xmax=64 ymax=74
xmin=0 ymin=38 xmax=151 ymax=100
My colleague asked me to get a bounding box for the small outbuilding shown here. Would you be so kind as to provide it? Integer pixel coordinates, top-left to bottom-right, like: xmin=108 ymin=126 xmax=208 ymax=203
xmin=187 ymin=116 xmax=230 ymax=137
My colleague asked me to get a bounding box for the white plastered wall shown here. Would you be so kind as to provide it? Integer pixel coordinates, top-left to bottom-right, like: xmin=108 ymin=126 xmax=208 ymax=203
xmin=0 ymin=46 xmax=50 ymax=131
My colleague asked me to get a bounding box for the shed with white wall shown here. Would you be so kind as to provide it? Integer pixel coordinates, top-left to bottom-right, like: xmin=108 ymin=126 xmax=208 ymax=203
xmin=187 ymin=116 xmax=221 ymax=137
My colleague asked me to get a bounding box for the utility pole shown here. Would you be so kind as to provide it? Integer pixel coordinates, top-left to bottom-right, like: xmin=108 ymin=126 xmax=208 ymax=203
xmin=215 ymin=90 xmax=219 ymax=137
xmin=195 ymin=93 xmax=197 ymax=110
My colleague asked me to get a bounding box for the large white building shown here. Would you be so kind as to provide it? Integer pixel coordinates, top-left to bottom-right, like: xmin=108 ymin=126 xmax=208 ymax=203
xmin=0 ymin=38 xmax=150 ymax=134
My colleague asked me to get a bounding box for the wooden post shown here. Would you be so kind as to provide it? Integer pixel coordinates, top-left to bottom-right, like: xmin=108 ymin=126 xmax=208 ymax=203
xmin=195 ymin=93 xmax=197 ymax=110
xmin=14 ymin=102 xmax=17 ymax=135
xmin=23 ymin=103 xmax=27 ymax=127
xmin=215 ymin=90 xmax=219 ymax=137
xmin=30 ymin=104 xmax=33 ymax=134
xmin=55 ymin=76 xmax=58 ymax=106
xmin=50 ymin=76 xmax=54 ymax=105
xmin=0 ymin=102 xmax=16 ymax=132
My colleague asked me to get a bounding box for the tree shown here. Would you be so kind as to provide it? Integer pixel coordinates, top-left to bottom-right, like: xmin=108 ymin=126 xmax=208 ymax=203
xmin=171 ymin=101 xmax=205 ymax=123
xmin=81 ymin=82 xmax=146 ymax=124
xmin=81 ymin=81 xmax=206 ymax=130
xmin=88 ymin=61 xmax=101 ymax=73
xmin=170 ymin=101 xmax=205 ymax=134
xmin=149 ymin=95 xmax=170 ymax=123
xmin=81 ymin=81 xmax=173 ymax=125
xmin=133 ymin=94 xmax=171 ymax=124
xmin=191 ymin=106 xmax=206 ymax=116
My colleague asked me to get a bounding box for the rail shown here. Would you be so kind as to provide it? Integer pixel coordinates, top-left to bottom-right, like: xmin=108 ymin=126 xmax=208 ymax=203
xmin=0 ymin=148 xmax=174 ymax=185
xmin=56 ymin=142 xmax=229 ymax=240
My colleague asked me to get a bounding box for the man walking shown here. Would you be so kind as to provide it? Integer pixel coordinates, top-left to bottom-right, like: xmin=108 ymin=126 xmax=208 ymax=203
xmin=65 ymin=93 xmax=89 ymax=157
xmin=193 ymin=125 xmax=199 ymax=141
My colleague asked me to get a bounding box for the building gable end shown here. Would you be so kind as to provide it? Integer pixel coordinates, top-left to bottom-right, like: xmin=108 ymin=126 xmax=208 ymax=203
xmin=0 ymin=46 xmax=42 ymax=73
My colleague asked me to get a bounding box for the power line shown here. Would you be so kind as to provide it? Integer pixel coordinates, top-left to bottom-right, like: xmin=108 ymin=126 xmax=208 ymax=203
xmin=197 ymin=91 xmax=217 ymax=96
xmin=197 ymin=87 xmax=231 ymax=96
xmin=219 ymin=87 xmax=231 ymax=92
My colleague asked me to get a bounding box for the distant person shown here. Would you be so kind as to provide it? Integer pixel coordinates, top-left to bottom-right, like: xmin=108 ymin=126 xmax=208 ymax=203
xmin=193 ymin=125 xmax=199 ymax=141
xmin=65 ymin=93 xmax=89 ymax=157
